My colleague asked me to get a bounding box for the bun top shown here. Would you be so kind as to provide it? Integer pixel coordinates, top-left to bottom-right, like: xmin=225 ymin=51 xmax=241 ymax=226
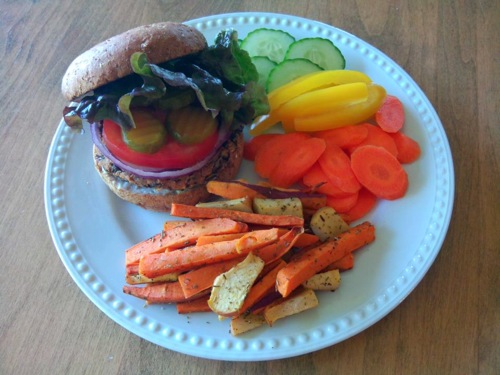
xmin=61 ymin=22 xmax=207 ymax=101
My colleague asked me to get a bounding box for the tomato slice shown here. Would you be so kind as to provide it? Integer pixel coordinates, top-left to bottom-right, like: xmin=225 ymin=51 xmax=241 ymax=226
xmin=102 ymin=119 xmax=219 ymax=170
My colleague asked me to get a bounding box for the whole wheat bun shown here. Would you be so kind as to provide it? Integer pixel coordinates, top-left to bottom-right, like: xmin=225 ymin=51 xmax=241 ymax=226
xmin=61 ymin=22 xmax=207 ymax=101
xmin=64 ymin=22 xmax=245 ymax=211
xmin=93 ymin=129 xmax=244 ymax=212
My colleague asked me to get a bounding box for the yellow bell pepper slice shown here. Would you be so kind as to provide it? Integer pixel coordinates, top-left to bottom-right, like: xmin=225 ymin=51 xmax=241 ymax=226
xmin=293 ymin=83 xmax=387 ymax=132
xmin=276 ymin=82 xmax=369 ymax=122
xmin=268 ymin=70 xmax=372 ymax=110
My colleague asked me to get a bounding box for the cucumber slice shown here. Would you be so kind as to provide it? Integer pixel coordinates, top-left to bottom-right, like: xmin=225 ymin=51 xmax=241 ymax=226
xmin=285 ymin=38 xmax=346 ymax=70
xmin=251 ymin=56 xmax=277 ymax=89
xmin=241 ymin=28 xmax=295 ymax=63
xmin=266 ymin=58 xmax=323 ymax=93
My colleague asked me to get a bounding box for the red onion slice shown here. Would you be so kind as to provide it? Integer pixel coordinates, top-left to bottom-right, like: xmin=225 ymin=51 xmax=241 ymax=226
xmin=90 ymin=122 xmax=230 ymax=179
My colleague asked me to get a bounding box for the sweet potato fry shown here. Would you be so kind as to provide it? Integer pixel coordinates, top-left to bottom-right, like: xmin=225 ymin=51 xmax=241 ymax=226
xmin=176 ymin=295 xmax=212 ymax=314
xmin=235 ymin=228 xmax=280 ymax=253
xmin=195 ymin=232 xmax=246 ymax=246
xmin=206 ymin=180 xmax=265 ymax=200
xmin=163 ymin=220 xmax=189 ymax=231
xmin=253 ymin=226 xmax=304 ymax=264
xmin=123 ymin=281 xmax=192 ymax=304
xmin=276 ymin=221 xmax=375 ymax=297
xmin=125 ymin=262 xmax=178 ymax=285
xmin=125 ymin=218 xmax=248 ymax=266
xmin=277 ymin=229 xmax=319 ymax=248
xmin=325 ymin=252 xmax=355 ymax=272
xmin=171 ymin=203 xmax=304 ymax=227
xmin=178 ymin=257 xmax=244 ymax=298
xmin=139 ymin=229 xmax=279 ymax=279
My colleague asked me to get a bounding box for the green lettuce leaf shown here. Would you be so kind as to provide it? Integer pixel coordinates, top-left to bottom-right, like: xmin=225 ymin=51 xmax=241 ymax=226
xmin=63 ymin=29 xmax=269 ymax=131
xmin=197 ymin=29 xmax=259 ymax=86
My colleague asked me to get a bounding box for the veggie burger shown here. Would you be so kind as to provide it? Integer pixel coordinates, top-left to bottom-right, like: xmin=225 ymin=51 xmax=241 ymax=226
xmin=62 ymin=22 xmax=268 ymax=211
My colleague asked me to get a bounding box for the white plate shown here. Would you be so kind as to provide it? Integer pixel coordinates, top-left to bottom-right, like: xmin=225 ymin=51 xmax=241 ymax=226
xmin=45 ymin=12 xmax=454 ymax=361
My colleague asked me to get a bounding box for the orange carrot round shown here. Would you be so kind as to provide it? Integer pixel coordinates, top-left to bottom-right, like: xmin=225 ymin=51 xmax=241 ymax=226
xmin=243 ymin=134 xmax=279 ymax=161
xmin=269 ymin=137 xmax=326 ymax=188
xmin=326 ymin=192 xmax=359 ymax=213
xmin=314 ymin=124 xmax=369 ymax=149
xmin=390 ymin=131 xmax=421 ymax=164
xmin=302 ymin=163 xmax=352 ymax=197
xmin=348 ymin=123 xmax=399 ymax=158
xmin=254 ymin=132 xmax=311 ymax=179
xmin=318 ymin=139 xmax=361 ymax=194
xmin=375 ymin=95 xmax=405 ymax=133
xmin=342 ymin=188 xmax=377 ymax=223
xmin=350 ymin=145 xmax=408 ymax=200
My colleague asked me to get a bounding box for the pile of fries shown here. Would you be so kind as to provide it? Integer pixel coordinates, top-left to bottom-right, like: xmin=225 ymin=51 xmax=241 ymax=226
xmin=123 ymin=180 xmax=375 ymax=335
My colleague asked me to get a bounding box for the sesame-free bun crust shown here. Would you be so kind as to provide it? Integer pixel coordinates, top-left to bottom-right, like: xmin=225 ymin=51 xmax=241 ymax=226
xmin=61 ymin=22 xmax=207 ymax=101
xmin=93 ymin=130 xmax=244 ymax=212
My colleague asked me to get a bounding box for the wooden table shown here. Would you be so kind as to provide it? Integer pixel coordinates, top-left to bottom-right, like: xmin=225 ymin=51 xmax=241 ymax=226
xmin=1 ymin=1 xmax=498 ymax=374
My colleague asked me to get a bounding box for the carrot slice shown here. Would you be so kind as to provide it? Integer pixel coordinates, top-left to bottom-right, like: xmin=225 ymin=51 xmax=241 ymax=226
xmin=348 ymin=123 xmax=399 ymax=157
xmin=178 ymin=257 xmax=244 ymax=298
xmin=351 ymin=145 xmax=408 ymax=200
xmin=276 ymin=221 xmax=375 ymax=297
xmin=390 ymin=131 xmax=421 ymax=164
xmin=318 ymin=139 xmax=361 ymax=194
xmin=375 ymin=95 xmax=405 ymax=133
xmin=326 ymin=191 xmax=359 ymax=213
xmin=302 ymin=162 xmax=352 ymax=197
xmin=125 ymin=218 xmax=247 ymax=266
xmin=254 ymin=132 xmax=311 ymax=179
xmin=341 ymin=188 xmax=377 ymax=223
xmin=315 ymin=124 xmax=369 ymax=149
xmin=170 ymin=203 xmax=304 ymax=227
xmin=268 ymin=137 xmax=326 ymax=188
xmin=243 ymin=134 xmax=279 ymax=161
xmin=176 ymin=295 xmax=212 ymax=314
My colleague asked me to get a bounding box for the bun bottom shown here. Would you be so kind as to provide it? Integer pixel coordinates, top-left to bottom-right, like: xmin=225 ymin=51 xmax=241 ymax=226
xmin=93 ymin=130 xmax=244 ymax=211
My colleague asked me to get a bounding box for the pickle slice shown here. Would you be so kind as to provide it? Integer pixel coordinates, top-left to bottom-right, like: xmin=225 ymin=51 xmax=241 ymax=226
xmin=122 ymin=111 xmax=168 ymax=154
xmin=167 ymin=106 xmax=218 ymax=145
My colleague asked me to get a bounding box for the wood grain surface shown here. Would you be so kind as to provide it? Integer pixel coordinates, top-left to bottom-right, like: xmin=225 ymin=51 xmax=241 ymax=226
xmin=1 ymin=1 xmax=498 ymax=374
